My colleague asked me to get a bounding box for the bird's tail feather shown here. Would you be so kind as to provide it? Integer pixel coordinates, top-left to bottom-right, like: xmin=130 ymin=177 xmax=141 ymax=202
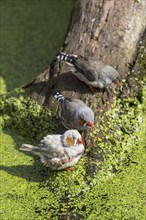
xmin=52 ymin=91 xmax=65 ymax=103
xmin=56 ymin=52 xmax=78 ymax=65
xmin=20 ymin=144 xmax=39 ymax=153
xmin=20 ymin=144 xmax=51 ymax=156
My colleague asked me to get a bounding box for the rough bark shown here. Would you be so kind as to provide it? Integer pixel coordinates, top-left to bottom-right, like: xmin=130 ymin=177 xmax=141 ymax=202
xmin=24 ymin=0 xmax=146 ymax=119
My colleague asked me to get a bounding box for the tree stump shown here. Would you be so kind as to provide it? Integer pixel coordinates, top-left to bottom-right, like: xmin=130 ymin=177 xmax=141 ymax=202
xmin=24 ymin=0 xmax=146 ymax=120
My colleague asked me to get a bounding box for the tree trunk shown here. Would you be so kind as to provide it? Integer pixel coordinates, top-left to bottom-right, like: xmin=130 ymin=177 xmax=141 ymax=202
xmin=24 ymin=0 xmax=146 ymax=119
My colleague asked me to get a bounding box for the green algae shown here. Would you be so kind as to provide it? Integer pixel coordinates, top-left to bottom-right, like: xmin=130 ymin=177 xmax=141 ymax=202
xmin=0 ymin=84 xmax=145 ymax=219
xmin=0 ymin=77 xmax=7 ymax=94
xmin=0 ymin=0 xmax=74 ymax=91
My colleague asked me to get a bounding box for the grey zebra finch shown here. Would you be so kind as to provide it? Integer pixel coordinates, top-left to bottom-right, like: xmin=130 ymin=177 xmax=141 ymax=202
xmin=56 ymin=52 xmax=121 ymax=89
xmin=53 ymin=91 xmax=94 ymax=131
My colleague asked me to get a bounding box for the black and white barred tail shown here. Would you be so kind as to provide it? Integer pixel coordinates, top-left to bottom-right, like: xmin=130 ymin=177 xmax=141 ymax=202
xmin=56 ymin=52 xmax=78 ymax=65
xmin=53 ymin=91 xmax=65 ymax=103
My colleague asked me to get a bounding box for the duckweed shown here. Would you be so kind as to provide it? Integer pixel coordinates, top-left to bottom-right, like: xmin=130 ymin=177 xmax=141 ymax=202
xmin=0 ymin=83 xmax=145 ymax=219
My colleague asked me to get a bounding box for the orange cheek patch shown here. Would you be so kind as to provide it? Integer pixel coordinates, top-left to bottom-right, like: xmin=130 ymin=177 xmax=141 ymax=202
xmin=77 ymin=116 xmax=85 ymax=126
xmin=66 ymin=137 xmax=74 ymax=147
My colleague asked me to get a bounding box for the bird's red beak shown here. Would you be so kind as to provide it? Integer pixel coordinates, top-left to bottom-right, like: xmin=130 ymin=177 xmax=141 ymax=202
xmin=77 ymin=138 xmax=83 ymax=144
xmin=87 ymin=121 xmax=93 ymax=129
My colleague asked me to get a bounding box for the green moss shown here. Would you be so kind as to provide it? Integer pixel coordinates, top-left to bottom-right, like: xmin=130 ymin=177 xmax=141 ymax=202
xmin=137 ymin=41 xmax=146 ymax=77
xmin=0 ymin=84 xmax=145 ymax=219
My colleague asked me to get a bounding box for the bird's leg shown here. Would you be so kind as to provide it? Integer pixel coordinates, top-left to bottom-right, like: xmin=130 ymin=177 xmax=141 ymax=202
xmin=81 ymin=129 xmax=90 ymax=146
xmin=84 ymin=129 xmax=89 ymax=142
xmin=88 ymin=85 xmax=98 ymax=93
xmin=106 ymin=87 xmax=113 ymax=97
xmin=102 ymin=88 xmax=111 ymax=104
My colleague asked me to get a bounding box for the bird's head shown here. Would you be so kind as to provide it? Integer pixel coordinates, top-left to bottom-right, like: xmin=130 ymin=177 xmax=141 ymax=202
xmin=62 ymin=129 xmax=83 ymax=148
xmin=75 ymin=108 xmax=94 ymax=131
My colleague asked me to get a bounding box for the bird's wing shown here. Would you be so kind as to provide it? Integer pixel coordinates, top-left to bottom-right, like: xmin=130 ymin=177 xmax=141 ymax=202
xmin=73 ymin=57 xmax=99 ymax=82
xmin=58 ymin=99 xmax=77 ymax=128
xmin=65 ymin=98 xmax=86 ymax=108
xmin=45 ymin=155 xmax=72 ymax=169
xmin=48 ymin=145 xmax=84 ymax=170
xmin=20 ymin=144 xmax=54 ymax=156
xmin=64 ymin=146 xmax=84 ymax=158
xmin=38 ymin=135 xmax=65 ymax=157
xmin=69 ymin=98 xmax=85 ymax=105
xmin=59 ymin=98 xmax=89 ymax=129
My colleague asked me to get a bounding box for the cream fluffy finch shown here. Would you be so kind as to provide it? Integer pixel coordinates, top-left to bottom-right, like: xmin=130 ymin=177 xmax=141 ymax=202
xmin=20 ymin=130 xmax=84 ymax=170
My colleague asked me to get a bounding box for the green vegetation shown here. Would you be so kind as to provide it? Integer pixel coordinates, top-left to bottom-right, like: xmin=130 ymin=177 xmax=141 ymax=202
xmin=0 ymin=84 xmax=145 ymax=219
